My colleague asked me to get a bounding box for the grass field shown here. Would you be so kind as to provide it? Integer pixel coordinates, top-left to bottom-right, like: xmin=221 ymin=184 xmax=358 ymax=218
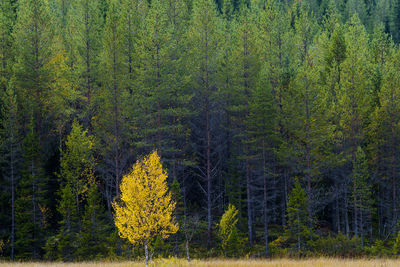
xmin=1 ymin=258 xmax=400 ymax=267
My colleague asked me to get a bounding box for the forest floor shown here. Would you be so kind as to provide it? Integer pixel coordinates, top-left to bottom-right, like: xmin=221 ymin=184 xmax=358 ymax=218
xmin=1 ymin=258 xmax=400 ymax=267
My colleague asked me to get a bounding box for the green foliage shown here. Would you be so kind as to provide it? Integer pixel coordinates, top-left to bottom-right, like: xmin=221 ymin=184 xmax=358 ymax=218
xmin=54 ymin=183 xmax=79 ymax=261
xmin=307 ymin=233 xmax=362 ymax=257
xmin=77 ymin=180 xmax=109 ymax=260
xmin=218 ymin=204 xmax=244 ymax=257
xmin=49 ymin=120 xmax=104 ymax=261
xmin=352 ymin=146 xmax=373 ymax=247
xmin=393 ymin=231 xmax=400 ymax=255
xmin=6 ymin=0 xmax=400 ymax=261
xmin=15 ymin=119 xmax=48 ymax=259
xmin=365 ymin=239 xmax=393 ymax=257
xmin=0 ymin=0 xmax=14 ymax=92
xmin=285 ymin=179 xmax=311 ymax=252
xmin=67 ymin=0 xmax=103 ymax=127
xmin=59 ymin=120 xmax=94 ymax=214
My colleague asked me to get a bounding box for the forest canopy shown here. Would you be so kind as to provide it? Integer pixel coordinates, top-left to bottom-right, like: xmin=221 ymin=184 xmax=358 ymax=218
xmin=2 ymin=0 xmax=400 ymax=261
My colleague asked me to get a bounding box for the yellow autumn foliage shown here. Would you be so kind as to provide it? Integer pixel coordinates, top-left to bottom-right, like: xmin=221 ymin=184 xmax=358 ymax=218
xmin=112 ymin=151 xmax=179 ymax=246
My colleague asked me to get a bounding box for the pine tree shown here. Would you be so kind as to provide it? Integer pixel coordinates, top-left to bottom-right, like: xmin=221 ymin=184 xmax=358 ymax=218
xmin=257 ymin=0 xmax=295 ymax=228
xmin=60 ymin=120 xmax=94 ymax=215
xmin=96 ymin=0 xmax=128 ymax=202
xmin=345 ymin=0 xmax=368 ymax=26
xmin=12 ymin=0 xmax=55 ymax=140
xmin=390 ymin=0 xmax=400 ymax=43
xmin=0 ymin=0 xmax=14 ymax=93
xmin=285 ymin=179 xmax=311 ymax=252
xmin=55 ymin=183 xmax=79 ymax=261
xmin=339 ymin=14 xmax=372 ymax=237
xmin=228 ymin=2 xmax=261 ymax=247
xmin=0 ymin=88 xmax=20 ymax=260
xmin=369 ymin=46 xmax=400 ymax=235
xmin=120 ymin=0 xmax=148 ymax=93
xmin=185 ymin=0 xmax=223 ymax=247
xmin=134 ymin=0 xmax=192 ymax=181
xmin=134 ymin=0 xmax=172 ymax=152
xmin=67 ymin=0 xmax=103 ymax=130
xmin=77 ymin=178 xmax=109 ymax=260
xmin=15 ymin=119 xmax=48 ymax=259
xmin=352 ymin=146 xmax=372 ymax=248
xmin=246 ymin=52 xmax=280 ymax=254
xmin=286 ymin=49 xmax=335 ymax=239
xmin=320 ymin=21 xmax=349 ymax=235
xmin=53 ymin=120 xmax=94 ymax=260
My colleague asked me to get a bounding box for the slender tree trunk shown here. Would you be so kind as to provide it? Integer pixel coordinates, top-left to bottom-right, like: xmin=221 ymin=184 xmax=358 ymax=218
xmin=204 ymin=24 xmax=212 ymax=249
xmin=144 ymin=240 xmax=149 ymax=267
xmin=262 ymin=140 xmax=269 ymax=257
xmin=360 ymin=209 xmax=364 ymax=249
xmin=10 ymin=140 xmax=15 ymax=261
xmin=391 ymin=118 xmax=397 ymax=229
xmin=31 ymin=160 xmax=37 ymax=258
xmin=111 ymin=28 xmax=120 ymax=198
xmin=186 ymin=240 xmax=190 ymax=262
xmin=155 ymin=20 xmax=162 ymax=150
xmin=354 ymin=183 xmax=358 ymax=237
xmin=304 ymin=81 xmax=312 ymax=239
xmin=335 ymin=184 xmax=340 ymax=233
xmin=242 ymin=27 xmax=253 ymax=247
xmin=246 ymin=148 xmax=253 ymax=246
xmin=85 ymin=2 xmax=92 ymax=132
xmin=344 ymin=180 xmax=350 ymax=236
xmin=282 ymin=170 xmax=288 ymax=226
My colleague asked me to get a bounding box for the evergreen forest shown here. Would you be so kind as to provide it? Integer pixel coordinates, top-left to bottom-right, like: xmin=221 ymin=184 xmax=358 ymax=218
xmin=3 ymin=0 xmax=400 ymax=261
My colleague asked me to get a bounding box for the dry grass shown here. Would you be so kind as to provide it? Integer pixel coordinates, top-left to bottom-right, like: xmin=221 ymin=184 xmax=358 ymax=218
xmin=1 ymin=258 xmax=400 ymax=267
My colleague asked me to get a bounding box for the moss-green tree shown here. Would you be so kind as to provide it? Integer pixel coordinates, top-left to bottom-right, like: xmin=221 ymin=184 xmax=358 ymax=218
xmin=352 ymin=146 xmax=372 ymax=249
xmin=67 ymin=0 xmax=103 ymax=129
xmin=12 ymin=0 xmax=55 ymax=139
xmin=186 ymin=0 xmax=223 ymax=247
xmin=15 ymin=119 xmax=48 ymax=259
xmin=96 ymin=0 xmax=128 ymax=200
xmin=54 ymin=120 xmax=94 ymax=260
xmin=77 ymin=179 xmax=109 ymax=260
xmin=285 ymin=179 xmax=311 ymax=252
xmin=0 ymin=87 xmax=20 ymax=260
xmin=0 ymin=0 xmax=14 ymax=93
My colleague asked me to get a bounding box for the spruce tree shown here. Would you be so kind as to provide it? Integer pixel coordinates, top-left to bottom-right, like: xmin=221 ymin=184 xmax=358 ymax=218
xmin=67 ymin=0 xmax=103 ymax=130
xmin=0 ymin=88 xmax=20 ymax=260
xmin=228 ymin=1 xmax=261 ymax=247
xmin=15 ymin=119 xmax=48 ymax=259
xmin=77 ymin=179 xmax=109 ymax=260
xmin=186 ymin=0 xmax=223 ymax=247
xmin=285 ymin=179 xmax=310 ymax=252
xmin=369 ymin=46 xmax=400 ymax=234
xmin=352 ymin=146 xmax=372 ymax=248
xmin=134 ymin=0 xmax=192 ymax=180
xmin=12 ymin=0 xmax=55 ymax=139
xmin=390 ymin=0 xmax=400 ymax=43
xmin=257 ymin=0 xmax=295 ymax=228
xmin=339 ymin=14 xmax=372 ymax=237
xmin=60 ymin=120 xmax=94 ymax=214
xmin=55 ymin=120 xmax=94 ymax=260
xmin=0 ymin=0 xmax=14 ymax=93
xmin=120 ymin=0 xmax=148 ymax=93
xmin=55 ymin=183 xmax=79 ymax=260
xmin=96 ymin=0 xmax=128 ymax=202
xmin=246 ymin=77 xmax=277 ymax=256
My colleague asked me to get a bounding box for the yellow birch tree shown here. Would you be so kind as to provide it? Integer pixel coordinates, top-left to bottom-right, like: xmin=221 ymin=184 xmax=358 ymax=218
xmin=112 ymin=151 xmax=178 ymax=266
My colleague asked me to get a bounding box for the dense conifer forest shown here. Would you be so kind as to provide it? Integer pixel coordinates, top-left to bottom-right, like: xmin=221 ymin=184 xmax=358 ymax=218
xmin=3 ymin=0 xmax=400 ymax=261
